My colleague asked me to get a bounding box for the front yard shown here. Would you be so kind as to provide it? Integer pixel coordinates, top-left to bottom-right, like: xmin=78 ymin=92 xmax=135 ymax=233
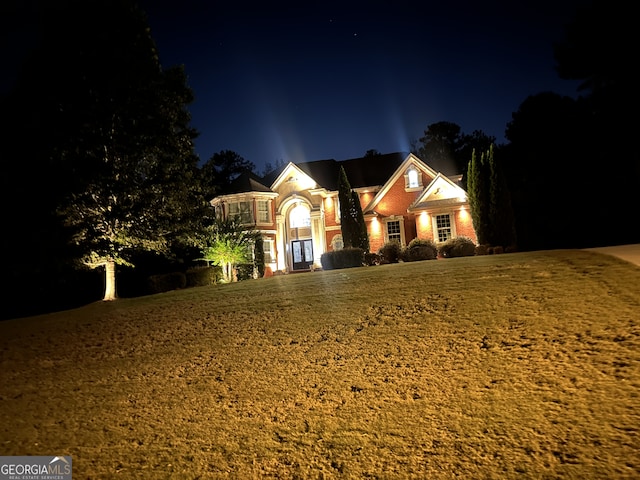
xmin=1 ymin=250 xmax=638 ymax=478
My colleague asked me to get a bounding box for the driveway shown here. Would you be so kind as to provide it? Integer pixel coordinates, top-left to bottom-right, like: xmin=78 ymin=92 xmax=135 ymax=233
xmin=584 ymin=244 xmax=640 ymax=267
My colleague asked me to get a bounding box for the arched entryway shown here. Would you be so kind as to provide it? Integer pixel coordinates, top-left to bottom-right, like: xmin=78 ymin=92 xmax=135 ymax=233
xmin=288 ymin=202 xmax=313 ymax=270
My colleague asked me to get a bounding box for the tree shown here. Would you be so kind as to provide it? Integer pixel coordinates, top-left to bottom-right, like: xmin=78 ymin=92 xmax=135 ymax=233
xmin=364 ymin=149 xmax=381 ymax=157
xmin=468 ymin=145 xmax=516 ymax=248
xmin=337 ymin=166 xmax=369 ymax=252
xmin=351 ymin=190 xmax=370 ymax=252
xmin=261 ymin=158 xmax=286 ymax=177
xmin=552 ymin=0 xmax=639 ymax=246
xmin=201 ymin=218 xmax=258 ymax=282
xmin=39 ymin=0 xmax=208 ymax=301
xmin=502 ymin=92 xmax=595 ymax=249
xmin=201 ymin=150 xmax=256 ymax=198
xmin=488 ymin=146 xmax=516 ymax=249
xmin=456 ymin=130 xmax=497 ymax=188
xmin=554 ymin=0 xmax=633 ymax=97
xmin=466 ymin=148 xmax=491 ymax=245
xmin=415 ymin=121 xmax=496 ymax=178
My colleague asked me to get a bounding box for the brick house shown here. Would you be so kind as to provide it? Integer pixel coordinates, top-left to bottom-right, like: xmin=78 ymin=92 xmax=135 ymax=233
xmin=210 ymin=152 xmax=476 ymax=273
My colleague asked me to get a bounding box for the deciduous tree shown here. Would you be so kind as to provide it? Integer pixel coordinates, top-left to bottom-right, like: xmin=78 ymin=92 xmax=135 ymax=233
xmin=33 ymin=0 xmax=208 ymax=301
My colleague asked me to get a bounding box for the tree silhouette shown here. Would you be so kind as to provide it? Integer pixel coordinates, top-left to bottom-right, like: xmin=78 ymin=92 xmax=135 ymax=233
xmin=415 ymin=121 xmax=496 ymax=178
xmin=201 ymin=150 xmax=256 ymax=198
xmin=9 ymin=0 xmax=207 ymax=301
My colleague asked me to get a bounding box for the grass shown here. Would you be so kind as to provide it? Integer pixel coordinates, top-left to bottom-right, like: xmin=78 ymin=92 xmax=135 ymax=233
xmin=0 ymin=249 xmax=639 ymax=479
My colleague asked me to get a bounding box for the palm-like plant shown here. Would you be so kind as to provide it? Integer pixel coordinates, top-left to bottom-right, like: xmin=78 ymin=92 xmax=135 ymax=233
xmin=202 ymin=217 xmax=258 ymax=282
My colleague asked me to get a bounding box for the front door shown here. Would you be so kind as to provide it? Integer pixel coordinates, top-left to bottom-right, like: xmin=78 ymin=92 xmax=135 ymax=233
xmin=291 ymin=239 xmax=313 ymax=270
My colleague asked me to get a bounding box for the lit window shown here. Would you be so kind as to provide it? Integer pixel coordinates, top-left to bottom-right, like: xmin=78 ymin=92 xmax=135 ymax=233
xmin=290 ymin=204 xmax=311 ymax=228
xmin=263 ymin=238 xmax=275 ymax=263
xmin=405 ymin=167 xmax=422 ymax=190
xmin=408 ymin=169 xmax=419 ymax=188
xmin=435 ymin=214 xmax=452 ymax=242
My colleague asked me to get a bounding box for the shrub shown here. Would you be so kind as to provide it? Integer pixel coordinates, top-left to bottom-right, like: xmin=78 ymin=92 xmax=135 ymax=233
xmin=439 ymin=236 xmax=477 ymax=258
xmin=320 ymin=252 xmax=334 ymax=270
xmin=475 ymin=244 xmax=489 ymax=256
xmin=186 ymin=266 xmax=222 ymax=287
xmin=402 ymin=238 xmax=438 ymax=262
xmin=147 ymin=271 xmax=187 ymax=294
xmin=364 ymin=252 xmax=381 ymax=266
xmin=236 ymin=263 xmax=255 ymax=281
xmin=378 ymin=241 xmax=402 ymax=264
xmin=321 ymin=248 xmax=364 ymax=270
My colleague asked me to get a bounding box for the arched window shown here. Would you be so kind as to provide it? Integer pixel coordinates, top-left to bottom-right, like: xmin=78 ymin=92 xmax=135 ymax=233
xmin=290 ymin=203 xmax=311 ymax=228
xmin=331 ymin=234 xmax=344 ymax=251
xmin=407 ymin=168 xmax=419 ymax=188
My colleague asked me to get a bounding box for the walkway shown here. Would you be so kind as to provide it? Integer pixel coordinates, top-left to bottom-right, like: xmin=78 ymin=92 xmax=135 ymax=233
xmin=584 ymin=244 xmax=640 ymax=267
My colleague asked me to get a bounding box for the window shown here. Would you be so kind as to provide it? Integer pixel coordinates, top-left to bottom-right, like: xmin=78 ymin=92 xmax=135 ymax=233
xmin=408 ymin=169 xmax=419 ymax=188
xmin=228 ymin=201 xmax=252 ymax=224
xmin=386 ymin=220 xmax=401 ymax=243
xmin=331 ymin=234 xmax=344 ymax=251
xmin=290 ymin=204 xmax=311 ymax=228
xmin=435 ymin=214 xmax=452 ymax=242
xmin=405 ymin=167 xmax=422 ymax=190
xmin=263 ymin=238 xmax=275 ymax=263
xmin=257 ymin=200 xmax=270 ymax=223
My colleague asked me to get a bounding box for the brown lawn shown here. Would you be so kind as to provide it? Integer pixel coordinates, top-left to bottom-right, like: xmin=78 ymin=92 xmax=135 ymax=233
xmin=0 ymin=250 xmax=639 ymax=479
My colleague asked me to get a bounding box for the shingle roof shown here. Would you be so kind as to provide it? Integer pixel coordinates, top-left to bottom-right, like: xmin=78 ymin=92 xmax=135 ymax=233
xmin=224 ymin=152 xmax=411 ymax=195
xmin=261 ymin=152 xmax=409 ymax=191
xmin=220 ymin=170 xmax=273 ymax=195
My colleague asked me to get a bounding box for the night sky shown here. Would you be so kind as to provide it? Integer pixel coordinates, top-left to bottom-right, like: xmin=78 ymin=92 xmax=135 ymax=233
xmin=4 ymin=1 xmax=589 ymax=172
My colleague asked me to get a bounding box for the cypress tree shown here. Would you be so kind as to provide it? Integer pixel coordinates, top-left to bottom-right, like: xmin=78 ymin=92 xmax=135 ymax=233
xmin=337 ymin=166 xmax=369 ymax=251
xmin=467 ymin=145 xmax=516 ymax=248
xmin=351 ymin=190 xmax=370 ymax=252
xmin=467 ymin=148 xmax=491 ymax=245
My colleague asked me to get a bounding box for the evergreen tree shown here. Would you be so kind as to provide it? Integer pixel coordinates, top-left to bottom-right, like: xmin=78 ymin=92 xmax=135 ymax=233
xmin=337 ymin=166 xmax=369 ymax=251
xmin=201 ymin=150 xmax=256 ymax=198
xmin=466 ymin=148 xmax=491 ymax=245
xmin=351 ymin=190 xmax=370 ymax=252
xmin=467 ymin=145 xmax=516 ymax=248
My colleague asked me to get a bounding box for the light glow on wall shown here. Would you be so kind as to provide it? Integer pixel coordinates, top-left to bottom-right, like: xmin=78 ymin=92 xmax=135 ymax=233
xmin=370 ymin=216 xmax=381 ymax=235
xmin=459 ymin=206 xmax=470 ymax=224
xmin=294 ymin=175 xmax=317 ymax=191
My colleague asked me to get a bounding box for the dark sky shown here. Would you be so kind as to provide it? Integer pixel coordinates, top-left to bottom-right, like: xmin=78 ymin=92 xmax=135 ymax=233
xmin=4 ymin=1 xmax=589 ymax=172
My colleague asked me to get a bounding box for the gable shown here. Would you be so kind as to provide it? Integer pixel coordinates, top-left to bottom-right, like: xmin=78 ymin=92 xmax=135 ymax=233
xmin=270 ymin=162 xmax=320 ymax=193
xmin=408 ymin=174 xmax=468 ymax=211
xmin=363 ymin=153 xmax=438 ymax=213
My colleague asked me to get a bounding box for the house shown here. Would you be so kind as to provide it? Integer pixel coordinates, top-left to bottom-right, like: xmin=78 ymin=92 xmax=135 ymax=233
xmin=210 ymin=152 xmax=477 ymax=273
